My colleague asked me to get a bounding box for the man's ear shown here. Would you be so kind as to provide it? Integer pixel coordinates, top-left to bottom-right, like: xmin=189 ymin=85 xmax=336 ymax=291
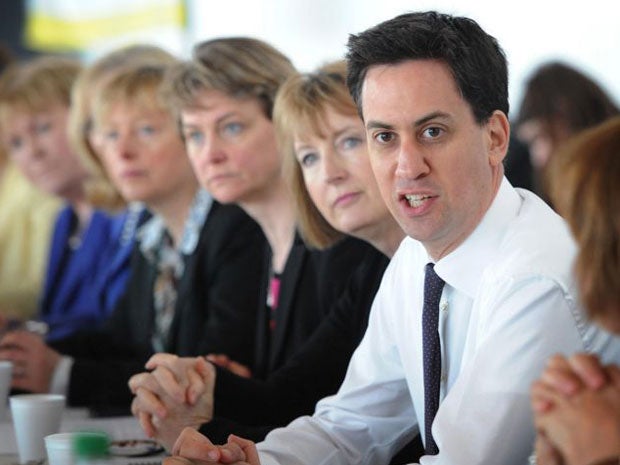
xmin=486 ymin=110 xmax=510 ymax=167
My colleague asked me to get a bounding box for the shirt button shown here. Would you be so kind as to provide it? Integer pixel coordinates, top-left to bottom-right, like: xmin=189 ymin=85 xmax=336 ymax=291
xmin=440 ymin=301 xmax=448 ymax=313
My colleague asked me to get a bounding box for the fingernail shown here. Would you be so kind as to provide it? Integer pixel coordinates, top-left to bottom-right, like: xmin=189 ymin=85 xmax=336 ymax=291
xmin=207 ymin=450 xmax=219 ymax=460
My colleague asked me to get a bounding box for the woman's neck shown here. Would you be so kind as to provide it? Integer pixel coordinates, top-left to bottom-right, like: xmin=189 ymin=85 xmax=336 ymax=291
xmin=150 ymin=182 xmax=199 ymax=248
xmin=70 ymin=198 xmax=94 ymax=232
xmin=361 ymin=217 xmax=406 ymax=259
xmin=240 ymin=180 xmax=297 ymax=273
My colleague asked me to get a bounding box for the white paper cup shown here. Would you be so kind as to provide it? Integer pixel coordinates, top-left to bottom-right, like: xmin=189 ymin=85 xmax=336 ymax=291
xmin=0 ymin=361 xmax=11 ymax=420
xmin=45 ymin=432 xmax=76 ymax=465
xmin=10 ymin=393 xmax=65 ymax=464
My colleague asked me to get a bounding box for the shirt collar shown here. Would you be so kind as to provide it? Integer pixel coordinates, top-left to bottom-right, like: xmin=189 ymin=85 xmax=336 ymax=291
xmin=137 ymin=188 xmax=213 ymax=260
xmin=434 ymin=177 xmax=522 ymax=298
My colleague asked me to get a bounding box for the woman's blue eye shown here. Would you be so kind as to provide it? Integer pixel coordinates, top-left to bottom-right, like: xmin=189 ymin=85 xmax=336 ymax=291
xmin=138 ymin=125 xmax=157 ymax=137
xmin=300 ymin=152 xmax=318 ymax=167
xmin=35 ymin=122 xmax=51 ymax=134
xmin=341 ymin=136 xmax=363 ymax=150
xmin=222 ymin=122 xmax=243 ymax=136
xmin=9 ymin=136 xmax=23 ymax=151
xmin=103 ymin=130 xmax=119 ymax=142
xmin=184 ymin=130 xmax=204 ymax=145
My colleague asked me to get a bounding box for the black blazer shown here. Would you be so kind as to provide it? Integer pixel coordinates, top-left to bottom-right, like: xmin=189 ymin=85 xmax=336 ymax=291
xmin=199 ymin=240 xmax=386 ymax=442
xmin=50 ymin=202 xmax=265 ymax=410
xmin=252 ymin=235 xmax=373 ymax=379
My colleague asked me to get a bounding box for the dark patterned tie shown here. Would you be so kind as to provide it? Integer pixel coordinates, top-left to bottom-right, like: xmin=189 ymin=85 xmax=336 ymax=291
xmin=422 ymin=263 xmax=445 ymax=455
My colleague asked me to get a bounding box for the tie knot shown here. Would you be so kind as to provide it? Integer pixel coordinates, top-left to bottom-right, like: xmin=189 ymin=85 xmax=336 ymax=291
xmin=424 ymin=263 xmax=445 ymax=296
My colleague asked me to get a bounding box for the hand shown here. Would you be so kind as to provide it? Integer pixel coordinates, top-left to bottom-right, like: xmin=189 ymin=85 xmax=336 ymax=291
xmin=535 ymin=365 xmax=620 ymax=465
xmin=163 ymin=428 xmax=260 ymax=465
xmin=531 ymin=353 xmax=608 ymax=413
xmin=129 ymin=354 xmax=215 ymax=450
xmin=205 ymin=354 xmax=251 ymax=378
xmin=534 ymin=433 xmax=565 ymax=465
xmin=0 ymin=330 xmax=60 ymax=392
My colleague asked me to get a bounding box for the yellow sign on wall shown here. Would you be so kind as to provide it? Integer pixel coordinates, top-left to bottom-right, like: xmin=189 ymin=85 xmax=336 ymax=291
xmin=26 ymin=0 xmax=186 ymax=52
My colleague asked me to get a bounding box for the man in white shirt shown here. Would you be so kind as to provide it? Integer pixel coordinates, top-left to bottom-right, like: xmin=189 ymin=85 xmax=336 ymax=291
xmin=163 ymin=11 xmax=620 ymax=465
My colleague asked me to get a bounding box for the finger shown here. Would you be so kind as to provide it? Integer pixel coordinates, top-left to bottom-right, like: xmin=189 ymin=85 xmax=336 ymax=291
xmin=568 ymin=353 xmax=607 ymax=389
xmin=607 ymin=364 xmax=620 ymax=386
xmin=205 ymin=354 xmax=229 ymax=368
xmin=138 ymin=411 xmax=157 ymax=438
xmin=146 ymin=353 xmax=179 ymax=370
xmin=134 ymin=386 xmax=168 ymax=419
xmin=535 ymin=434 xmax=563 ymax=465
xmin=539 ymin=364 xmax=582 ymax=396
xmin=162 ymin=458 xmax=194 ymax=465
xmin=128 ymin=372 xmax=152 ymax=394
xmin=172 ymin=428 xmax=220 ymax=461
xmin=152 ymin=366 xmax=187 ymax=403
xmin=195 ymin=357 xmax=212 ymax=377
xmin=226 ymin=361 xmax=251 ymax=378
xmin=227 ymin=435 xmax=260 ymax=465
xmin=531 ymin=380 xmax=566 ymax=413
xmin=218 ymin=442 xmax=245 ymax=463
xmin=186 ymin=366 xmax=207 ymax=405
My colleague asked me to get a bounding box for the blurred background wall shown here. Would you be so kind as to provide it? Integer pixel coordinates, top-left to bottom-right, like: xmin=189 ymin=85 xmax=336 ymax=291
xmin=1 ymin=0 xmax=618 ymax=116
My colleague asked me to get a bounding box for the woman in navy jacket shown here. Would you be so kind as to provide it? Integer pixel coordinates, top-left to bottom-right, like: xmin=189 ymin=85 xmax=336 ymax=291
xmin=0 ymin=56 xmax=134 ymax=342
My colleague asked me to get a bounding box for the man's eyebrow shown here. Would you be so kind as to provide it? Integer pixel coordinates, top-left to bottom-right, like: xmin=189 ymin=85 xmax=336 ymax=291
xmin=414 ymin=111 xmax=451 ymax=127
xmin=366 ymin=120 xmax=394 ymax=131
xmin=365 ymin=111 xmax=452 ymax=132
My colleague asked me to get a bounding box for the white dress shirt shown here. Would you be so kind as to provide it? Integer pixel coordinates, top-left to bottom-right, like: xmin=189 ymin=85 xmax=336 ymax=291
xmin=257 ymin=179 xmax=620 ymax=465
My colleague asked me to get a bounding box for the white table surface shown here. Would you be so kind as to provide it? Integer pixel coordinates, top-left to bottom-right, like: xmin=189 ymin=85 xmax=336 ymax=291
xmin=0 ymin=408 xmax=165 ymax=464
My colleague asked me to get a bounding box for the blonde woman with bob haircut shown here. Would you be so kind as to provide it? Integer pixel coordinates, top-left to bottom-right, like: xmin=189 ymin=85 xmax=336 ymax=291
xmin=128 ymin=59 xmax=423 ymax=461
xmin=68 ymin=44 xmax=179 ymax=211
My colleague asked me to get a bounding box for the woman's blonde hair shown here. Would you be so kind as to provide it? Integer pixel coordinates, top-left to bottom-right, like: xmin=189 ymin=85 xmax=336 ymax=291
xmin=547 ymin=116 xmax=620 ymax=320
xmin=0 ymin=55 xmax=80 ymax=126
xmin=273 ymin=60 xmax=357 ymax=249
xmin=93 ymin=63 xmax=174 ymax=132
xmin=69 ymin=45 xmax=177 ymax=209
xmin=163 ymin=37 xmax=295 ymax=120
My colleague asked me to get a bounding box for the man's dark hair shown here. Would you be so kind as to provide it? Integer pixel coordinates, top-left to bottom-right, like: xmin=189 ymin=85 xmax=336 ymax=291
xmin=346 ymin=11 xmax=509 ymax=123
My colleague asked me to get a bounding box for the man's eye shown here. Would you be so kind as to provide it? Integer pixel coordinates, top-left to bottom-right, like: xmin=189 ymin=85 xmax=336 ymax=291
xmin=422 ymin=127 xmax=443 ymax=139
xmin=374 ymin=132 xmax=394 ymax=144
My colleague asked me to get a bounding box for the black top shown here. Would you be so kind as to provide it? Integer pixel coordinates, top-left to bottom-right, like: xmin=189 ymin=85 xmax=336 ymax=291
xmin=50 ymin=202 xmax=265 ymax=411
xmin=200 ymin=244 xmax=389 ymax=442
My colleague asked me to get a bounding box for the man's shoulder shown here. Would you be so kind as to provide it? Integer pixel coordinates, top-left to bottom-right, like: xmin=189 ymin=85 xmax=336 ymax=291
xmin=490 ymin=189 xmax=575 ymax=284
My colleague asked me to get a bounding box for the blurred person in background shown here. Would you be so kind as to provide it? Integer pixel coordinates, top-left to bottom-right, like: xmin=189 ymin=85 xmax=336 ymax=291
xmin=0 ymin=43 xmax=60 ymax=323
xmin=0 ymin=52 xmax=264 ymax=413
xmin=531 ymin=116 xmax=620 ymax=465
xmin=515 ymin=61 xmax=619 ymax=202
xmin=68 ymin=44 xmax=181 ymax=213
xmin=0 ymin=55 xmax=132 ymax=342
